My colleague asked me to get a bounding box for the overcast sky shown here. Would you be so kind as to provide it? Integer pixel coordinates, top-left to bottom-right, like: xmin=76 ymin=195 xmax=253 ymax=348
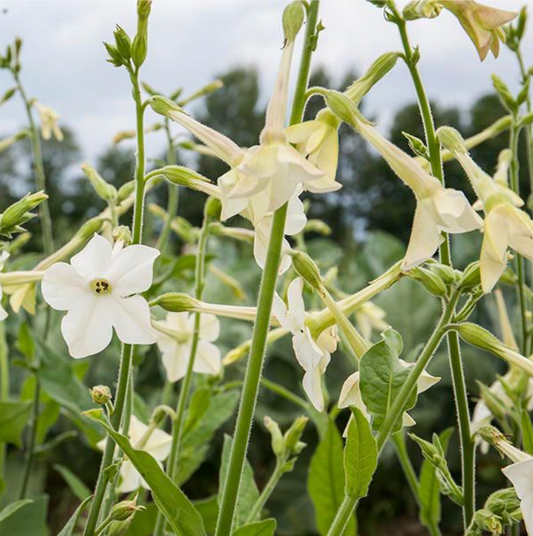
xmin=0 ymin=0 xmax=531 ymax=162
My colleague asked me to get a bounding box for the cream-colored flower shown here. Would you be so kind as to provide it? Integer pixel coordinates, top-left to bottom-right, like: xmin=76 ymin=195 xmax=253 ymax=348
xmin=354 ymin=120 xmax=482 ymax=271
xmin=439 ymin=127 xmax=532 ymax=292
xmin=502 ymin=454 xmax=533 ymax=534
xmin=97 ymin=416 xmax=172 ymax=493
xmin=33 ymin=101 xmax=63 ymax=141
xmin=272 ymin=277 xmax=336 ymax=411
xmin=153 ymin=312 xmax=221 ymax=383
xmin=354 ymin=301 xmax=389 ymax=342
xmin=0 ymin=251 xmax=9 ymax=321
xmin=440 ymin=1 xmax=517 ymax=61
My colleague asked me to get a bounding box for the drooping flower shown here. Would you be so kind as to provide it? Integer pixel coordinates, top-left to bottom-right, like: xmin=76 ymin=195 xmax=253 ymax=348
xmin=352 ymin=120 xmax=482 ymax=271
xmin=355 ymin=301 xmax=389 ymax=343
xmin=339 ymin=361 xmax=440 ymax=428
xmin=41 ymin=234 xmax=159 ymax=359
xmin=272 ymin=277 xmax=337 ymax=411
xmin=33 ymin=101 xmax=63 ymax=141
xmin=97 ymin=416 xmax=172 ymax=493
xmin=0 ymin=251 xmax=9 ymax=321
xmin=153 ymin=311 xmax=221 ymax=383
xmin=253 ymin=187 xmax=307 ymax=274
xmin=438 ymin=127 xmax=533 ymax=292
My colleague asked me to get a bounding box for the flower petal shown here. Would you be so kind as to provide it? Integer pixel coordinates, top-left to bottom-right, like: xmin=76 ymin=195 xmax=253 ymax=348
xmin=41 ymin=262 xmax=89 ymax=311
xmin=302 ymin=366 xmax=325 ymax=412
xmin=144 ymin=428 xmax=172 ymax=461
xmin=160 ymin=339 xmax=190 ymax=383
xmin=107 ymin=244 xmax=160 ymax=296
xmin=117 ymin=460 xmax=143 ymax=493
xmin=71 ymin=234 xmax=113 ymax=280
xmin=196 ymin=313 xmax=220 ymax=342
xmin=107 ymin=295 xmax=157 ymax=345
xmin=193 ymin=340 xmax=222 ymax=376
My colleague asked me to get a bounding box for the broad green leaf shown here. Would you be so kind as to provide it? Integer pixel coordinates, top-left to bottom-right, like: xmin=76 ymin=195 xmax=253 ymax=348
xmin=0 ymin=400 xmax=32 ymax=447
xmin=418 ymin=428 xmax=453 ymax=528
xmin=177 ymin=389 xmax=239 ymax=485
xmin=308 ymin=420 xmax=356 ymax=536
xmin=359 ymin=329 xmax=416 ymax=434
xmin=0 ymin=494 xmax=48 ymax=536
xmin=344 ymin=408 xmax=377 ymax=499
xmin=194 ymin=495 xmax=219 ymax=535
xmin=0 ymin=500 xmax=33 ymax=523
xmin=57 ymin=496 xmax=92 ymax=536
xmin=17 ymin=322 xmax=35 ymax=362
xmin=87 ymin=410 xmax=206 ymax=536
xmin=522 ymin=411 xmax=533 ymax=455
xmin=54 ymin=463 xmax=91 ymax=500
xmin=233 ymin=518 xmax=277 ymax=536
xmin=219 ymin=435 xmax=259 ymax=528
xmin=125 ymin=503 xmax=158 ymax=536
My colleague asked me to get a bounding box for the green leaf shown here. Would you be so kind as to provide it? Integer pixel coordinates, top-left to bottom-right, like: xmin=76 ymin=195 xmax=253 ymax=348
xmin=17 ymin=322 xmax=35 ymax=362
xmin=233 ymin=518 xmax=277 ymax=536
xmin=177 ymin=389 xmax=239 ymax=485
xmin=0 ymin=400 xmax=32 ymax=447
xmin=193 ymin=495 xmax=219 ymax=535
xmin=344 ymin=408 xmax=377 ymax=499
xmin=308 ymin=420 xmax=356 ymax=536
xmin=57 ymin=496 xmax=93 ymax=536
xmin=0 ymin=494 xmax=48 ymax=536
xmin=54 ymin=463 xmax=91 ymax=500
xmin=0 ymin=500 xmax=33 ymax=523
xmin=86 ymin=411 xmax=206 ymax=536
xmin=521 ymin=411 xmax=533 ymax=456
xmin=219 ymin=435 xmax=259 ymax=528
xmin=418 ymin=428 xmax=454 ymax=528
xmin=359 ymin=329 xmax=416 ymax=433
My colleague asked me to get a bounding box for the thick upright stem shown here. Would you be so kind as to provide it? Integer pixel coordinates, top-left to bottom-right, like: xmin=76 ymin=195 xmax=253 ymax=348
xmin=0 ymin=323 xmax=8 ymax=488
xmin=214 ymin=5 xmax=320 ymax=534
xmin=83 ymin=71 xmax=147 ymax=536
xmin=516 ymin=51 xmax=533 ymax=205
xmin=395 ymin=12 xmax=474 ymax=527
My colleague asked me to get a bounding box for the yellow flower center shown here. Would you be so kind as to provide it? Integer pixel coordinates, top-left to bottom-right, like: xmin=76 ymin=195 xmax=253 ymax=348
xmin=91 ymin=279 xmax=112 ymax=295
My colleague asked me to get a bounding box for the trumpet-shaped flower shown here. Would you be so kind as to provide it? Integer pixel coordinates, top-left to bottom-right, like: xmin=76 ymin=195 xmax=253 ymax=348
xmin=502 ymin=456 xmax=533 ymax=534
xmin=354 ymin=120 xmax=482 ymax=270
xmin=33 ymin=101 xmax=64 ymax=141
xmin=272 ymin=277 xmax=337 ymax=411
xmin=439 ymin=127 xmax=532 ymax=292
xmin=339 ymin=361 xmax=440 ymax=428
xmin=253 ymin=187 xmax=307 ymax=274
xmin=0 ymin=251 xmax=9 ymax=321
xmin=42 ymin=234 xmax=159 ymax=359
xmin=153 ymin=312 xmax=221 ymax=383
xmin=97 ymin=416 xmax=172 ymax=493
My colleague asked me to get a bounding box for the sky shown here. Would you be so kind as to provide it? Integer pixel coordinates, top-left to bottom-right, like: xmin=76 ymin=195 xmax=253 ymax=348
xmin=0 ymin=0 xmax=531 ymax=163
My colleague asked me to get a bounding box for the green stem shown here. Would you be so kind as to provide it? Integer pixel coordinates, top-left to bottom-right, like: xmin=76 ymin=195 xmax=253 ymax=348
xmin=327 ymin=495 xmax=358 ymax=536
xmin=153 ymin=213 xmax=211 ymax=536
xmin=261 ymin=377 xmax=312 ymax=413
xmin=83 ymin=69 xmax=147 ymax=536
xmin=214 ymin=5 xmax=320 ymax=534
xmin=394 ymin=11 xmax=475 ymax=527
xmin=12 ymin=72 xmax=54 ymax=255
xmin=245 ymin=460 xmax=284 ymax=524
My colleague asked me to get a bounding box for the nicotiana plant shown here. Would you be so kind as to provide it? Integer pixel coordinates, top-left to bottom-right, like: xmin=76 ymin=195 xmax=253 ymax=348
xmin=0 ymin=0 xmax=533 ymax=535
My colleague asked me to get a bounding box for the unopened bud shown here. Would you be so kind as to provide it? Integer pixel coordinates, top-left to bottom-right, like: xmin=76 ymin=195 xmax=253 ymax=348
xmin=403 ymin=0 xmax=442 ymax=20
xmin=113 ymin=130 xmax=136 ymax=144
xmin=290 ymin=251 xmax=322 ymax=290
xmin=117 ymin=181 xmax=135 ymax=203
xmin=0 ymin=191 xmax=48 ymax=235
xmin=137 ymin=0 xmax=152 ymax=19
xmin=109 ymin=496 xmax=145 ymax=523
xmin=75 ymin=217 xmax=105 ymax=241
xmin=284 ymin=416 xmax=308 ymax=454
xmin=283 ymin=1 xmax=305 ymax=43
xmin=204 ymin=197 xmax=222 ymax=221
xmin=113 ymin=25 xmax=132 ymax=62
xmin=478 ymin=425 xmax=530 ymax=463
xmin=150 ymin=404 xmax=176 ymax=426
xmin=0 ymin=87 xmax=17 ymax=106
xmin=408 ymin=266 xmax=447 ymax=297
xmin=223 ymin=342 xmax=250 ymax=366
xmin=460 ymin=262 xmax=481 ymax=291
xmin=82 ymin=163 xmax=118 ymax=202
xmin=112 ymin=225 xmax=131 ymax=245
xmin=151 ymin=292 xmax=200 ymax=312
xmin=437 ymin=126 xmax=468 ymax=154
xmin=91 ymin=385 xmax=112 ymax=405
xmin=304 ymin=219 xmax=331 ymax=236
xmin=178 ymin=80 xmax=224 ymax=106
xmin=264 ymin=416 xmax=284 ymax=456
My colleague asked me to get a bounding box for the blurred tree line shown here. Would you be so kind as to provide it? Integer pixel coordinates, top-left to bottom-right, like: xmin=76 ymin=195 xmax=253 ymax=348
xmin=0 ymin=64 xmax=526 ymax=252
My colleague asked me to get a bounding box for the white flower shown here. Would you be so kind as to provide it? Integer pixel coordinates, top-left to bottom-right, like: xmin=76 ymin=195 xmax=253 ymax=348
xmin=355 ymin=301 xmax=389 ymax=342
xmin=41 ymin=234 xmax=159 ymax=359
xmin=253 ymin=187 xmax=307 ymax=274
xmin=153 ymin=312 xmax=221 ymax=383
xmin=339 ymin=361 xmax=440 ymax=429
xmin=272 ymin=277 xmax=336 ymax=411
xmin=0 ymin=251 xmax=9 ymax=321
xmin=503 ymin=457 xmax=533 ymax=534
xmin=33 ymin=101 xmax=63 ymax=141
xmin=355 ymin=121 xmax=482 ymax=271
xmin=97 ymin=416 xmax=172 ymax=493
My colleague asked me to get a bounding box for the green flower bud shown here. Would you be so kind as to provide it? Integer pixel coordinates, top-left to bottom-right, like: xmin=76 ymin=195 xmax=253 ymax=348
xmin=178 ymin=80 xmax=224 ymax=106
xmin=82 ymin=163 xmax=118 ymax=202
xmin=90 ymin=385 xmax=112 ymax=405
xmin=75 ymin=216 xmax=105 ymax=241
xmin=109 ymin=496 xmax=145 ymax=523
xmin=284 ymin=416 xmax=308 ymax=454
xmin=112 ymin=225 xmax=132 ymax=245
xmin=437 ymin=126 xmax=469 ymax=154
xmin=0 ymin=87 xmax=17 ymax=107
xmin=204 ymin=197 xmax=222 ymax=221
xmin=289 ymin=250 xmax=323 ymax=290
xmin=104 ymin=42 xmax=125 ymax=68
xmin=151 ymin=292 xmax=200 ymax=312
xmin=113 ymin=25 xmax=132 ymax=62
xmin=117 ymin=181 xmax=135 ymax=202
xmin=403 ymin=0 xmax=442 ymax=20
xmin=264 ymin=416 xmax=284 ymax=457
xmin=408 ymin=266 xmax=447 ymax=297
xmin=137 ymin=0 xmax=152 ymax=19
xmin=283 ymin=1 xmax=305 ymax=43
xmin=150 ymin=404 xmax=176 ymax=426
xmin=0 ymin=191 xmax=48 ymax=237
xmin=460 ymin=262 xmax=481 ymax=291
xmin=304 ymin=219 xmax=332 ymax=236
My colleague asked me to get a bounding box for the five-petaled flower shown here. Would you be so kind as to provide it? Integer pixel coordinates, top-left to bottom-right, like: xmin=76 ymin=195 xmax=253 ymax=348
xmin=97 ymin=415 xmax=172 ymax=493
xmin=41 ymin=234 xmax=159 ymax=359
xmin=272 ymin=277 xmax=337 ymax=411
xmin=153 ymin=311 xmax=221 ymax=383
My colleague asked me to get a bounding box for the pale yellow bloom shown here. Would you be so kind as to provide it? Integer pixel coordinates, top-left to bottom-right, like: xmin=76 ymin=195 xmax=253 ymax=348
xmin=354 ymin=301 xmax=389 ymax=342
xmin=33 ymin=101 xmax=63 ymax=141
